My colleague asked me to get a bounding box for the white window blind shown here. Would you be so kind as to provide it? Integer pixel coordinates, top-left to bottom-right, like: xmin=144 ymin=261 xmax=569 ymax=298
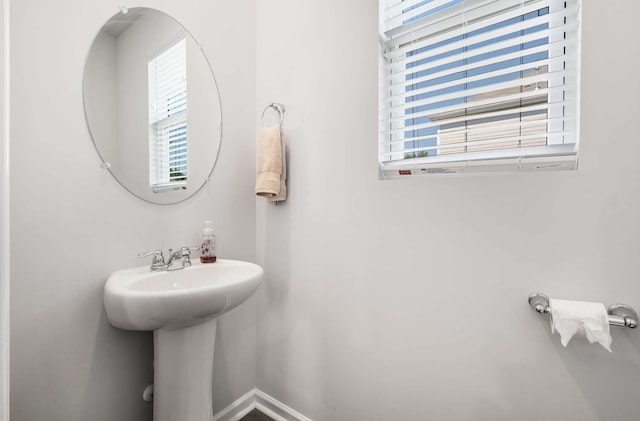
xmin=149 ymin=37 xmax=188 ymax=191
xmin=379 ymin=0 xmax=580 ymax=178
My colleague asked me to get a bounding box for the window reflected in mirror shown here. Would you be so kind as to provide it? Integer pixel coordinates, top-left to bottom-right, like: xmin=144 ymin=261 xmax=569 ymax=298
xmin=148 ymin=37 xmax=188 ymax=192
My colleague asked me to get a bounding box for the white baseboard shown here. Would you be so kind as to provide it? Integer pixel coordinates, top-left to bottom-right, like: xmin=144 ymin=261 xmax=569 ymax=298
xmin=213 ymin=388 xmax=312 ymax=421
xmin=213 ymin=389 xmax=256 ymax=421
xmin=254 ymin=390 xmax=313 ymax=421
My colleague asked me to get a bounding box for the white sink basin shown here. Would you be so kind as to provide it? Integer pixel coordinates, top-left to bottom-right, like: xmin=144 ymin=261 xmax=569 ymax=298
xmin=104 ymin=259 xmax=263 ymax=331
xmin=103 ymin=258 xmax=263 ymax=421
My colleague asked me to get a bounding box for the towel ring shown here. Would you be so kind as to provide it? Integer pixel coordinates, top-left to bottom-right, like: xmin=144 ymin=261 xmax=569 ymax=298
xmin=262 ymin=103 xmax=286 ymax=128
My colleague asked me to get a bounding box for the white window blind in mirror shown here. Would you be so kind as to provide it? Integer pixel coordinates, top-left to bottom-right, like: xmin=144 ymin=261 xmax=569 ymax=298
xmin=379 ymin=0 xmax=580 ymax=178
xmin=149 ymin=37 xmax=188 ymax=191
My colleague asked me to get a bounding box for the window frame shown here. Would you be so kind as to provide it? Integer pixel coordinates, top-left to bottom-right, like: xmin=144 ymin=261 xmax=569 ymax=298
xmin=378 ymin=0 xmax=581 ymax=179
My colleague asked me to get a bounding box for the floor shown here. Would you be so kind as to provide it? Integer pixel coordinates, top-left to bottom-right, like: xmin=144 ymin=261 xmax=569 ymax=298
xmin=239 ymin=409 xmax=274 ymax=421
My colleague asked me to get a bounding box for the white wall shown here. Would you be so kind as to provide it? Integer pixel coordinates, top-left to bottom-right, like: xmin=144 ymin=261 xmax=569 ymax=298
xmin=256 ymin=1 xmax=640 ymax=420
xmin=10 ymin=0 xmax=256 ymax=420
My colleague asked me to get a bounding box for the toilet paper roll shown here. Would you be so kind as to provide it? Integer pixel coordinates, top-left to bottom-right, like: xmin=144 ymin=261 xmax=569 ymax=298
xmin=549 ymin=298 xmax=612 ymax=352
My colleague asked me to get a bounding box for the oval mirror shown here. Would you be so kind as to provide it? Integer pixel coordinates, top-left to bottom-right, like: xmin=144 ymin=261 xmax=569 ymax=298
xmin=83 ymin=7 xmax=222 ymax=204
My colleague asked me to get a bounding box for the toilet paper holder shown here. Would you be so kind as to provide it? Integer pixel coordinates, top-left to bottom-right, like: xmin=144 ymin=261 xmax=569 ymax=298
xmin=528 ymin=293 xmax=638 ymax=328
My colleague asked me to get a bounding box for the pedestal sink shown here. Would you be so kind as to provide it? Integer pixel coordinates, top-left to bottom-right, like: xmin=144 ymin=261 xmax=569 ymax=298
xmin=103 ymin=259 xmax=263 ymax=421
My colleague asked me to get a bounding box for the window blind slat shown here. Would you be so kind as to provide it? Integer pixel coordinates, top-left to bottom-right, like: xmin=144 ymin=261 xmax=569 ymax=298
xmin=381 ymin=115 xmax=570 ymax=147
xmin=400 ymin=131 xmax=575 ymax=156
xmin=384 ymin=0 xmax=461 ymax=32
xmin=383 ymin=88 xmax=551 ymax=129
xmin=384 ymin=1 xmax=570 ymax=63
xmin=383 ymin=70 xmax=563 ymax=116
xmin=384 ymin=129 xmax=576 ymax=155
xmin=385 ymin=0 xmax=534 ymax=39
xmin=382 ymin=56 xmax=552 ymax=106
xmin=383 ymin=23 xmax=576 ymax=83
xmin=384 ymin=0 xmax=561 ymax=48
xmin=381 ymin=100 xmax=565 ymax=136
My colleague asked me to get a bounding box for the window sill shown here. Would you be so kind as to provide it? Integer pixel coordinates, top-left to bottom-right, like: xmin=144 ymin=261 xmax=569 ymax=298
xmin=379 ymin=147 xmax=578 ymax=180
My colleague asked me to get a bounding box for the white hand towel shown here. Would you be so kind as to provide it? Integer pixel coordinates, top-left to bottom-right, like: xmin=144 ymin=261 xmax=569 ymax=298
xmin=255 ymin=127 xmax=283 ymax=198
xmin=549 ymin=298 xmax=612 ymax=352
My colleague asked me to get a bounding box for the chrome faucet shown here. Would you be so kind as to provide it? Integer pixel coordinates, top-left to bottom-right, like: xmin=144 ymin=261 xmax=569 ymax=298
xmin=139 ymin=246 xmax=199 ymax=271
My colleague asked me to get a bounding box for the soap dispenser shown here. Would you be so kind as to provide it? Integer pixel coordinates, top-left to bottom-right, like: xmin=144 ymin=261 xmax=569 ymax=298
xmin=200 ymin=221 xmax=217 ymax=263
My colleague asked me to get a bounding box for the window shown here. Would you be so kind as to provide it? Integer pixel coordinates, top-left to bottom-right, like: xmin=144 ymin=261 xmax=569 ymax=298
xmin=148 ymin=37 xmax=188 ymax=191
xmin=379 ymin=0 xmax=580 ymax=178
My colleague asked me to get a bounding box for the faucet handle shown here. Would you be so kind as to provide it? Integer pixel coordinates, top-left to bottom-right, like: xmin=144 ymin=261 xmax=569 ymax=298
xmin=138 ymin=249 xmax=165 ymax=264
xmin=178 ymin=246 xmax=200 ymax=268
xmin=180 ymin=246 xmax=200 ymax=255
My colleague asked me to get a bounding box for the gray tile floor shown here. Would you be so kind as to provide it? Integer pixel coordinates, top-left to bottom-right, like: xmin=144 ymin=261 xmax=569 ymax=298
xmin=239 ymin=409 xmax=274 ymax=421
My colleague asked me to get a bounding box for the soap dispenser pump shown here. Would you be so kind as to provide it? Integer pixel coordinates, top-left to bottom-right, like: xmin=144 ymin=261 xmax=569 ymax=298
xmin=200 ymin=221 xmax=217 ymax=263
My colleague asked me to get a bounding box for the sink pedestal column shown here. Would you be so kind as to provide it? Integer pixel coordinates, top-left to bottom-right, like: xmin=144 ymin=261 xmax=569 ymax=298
xmin=154 ymin=317 xmax=218 ymax=421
